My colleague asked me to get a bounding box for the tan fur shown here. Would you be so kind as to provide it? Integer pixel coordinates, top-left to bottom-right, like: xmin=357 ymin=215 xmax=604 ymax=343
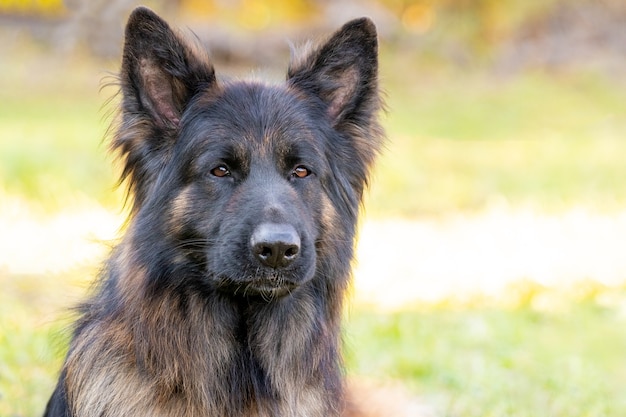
xmin=64 ymin=251 xmax=335 ymax=417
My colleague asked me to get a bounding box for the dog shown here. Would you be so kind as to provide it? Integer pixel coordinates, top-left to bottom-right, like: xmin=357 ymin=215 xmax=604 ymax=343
xmin=44 ymin=6 xmax=384 ymax=417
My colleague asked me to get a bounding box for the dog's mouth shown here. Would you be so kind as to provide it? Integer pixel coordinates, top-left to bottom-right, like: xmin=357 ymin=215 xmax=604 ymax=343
xmin=245 ymin=278 xmax=299 ymax=298
xmin=216 ymin=275 xmax=299 ymax=300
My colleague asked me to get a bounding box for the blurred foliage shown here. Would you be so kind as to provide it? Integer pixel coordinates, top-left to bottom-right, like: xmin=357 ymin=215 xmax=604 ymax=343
xmin=180 ymin=0 xmax=317 ymax=29
xmin=175 ymin=0 xmax=560 ymax=34
xmin=0 ymin=0 xmax=66 ymax=16
xmin=6 ymin=0 xmax=625 ymax=70
xmin=389 ymin=0 xmax=558 ymax=38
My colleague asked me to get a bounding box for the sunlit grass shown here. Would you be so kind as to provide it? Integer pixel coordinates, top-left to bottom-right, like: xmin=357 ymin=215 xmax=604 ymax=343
xmin=0 ymin=93 xmax=122 ymax=212
xmin=345 ymin=281 xmax=626 ymax=417
xmin=0 ymin=271 xmax=77 ymax=417
xmin=367 ymin=62 xmax=626 ymax=216
xmin=345 ymin=295 xmax=626 ymax=417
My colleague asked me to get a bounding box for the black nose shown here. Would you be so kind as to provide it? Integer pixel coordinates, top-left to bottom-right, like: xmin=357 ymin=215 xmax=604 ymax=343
xmin=251 ymin=223 xmax=301 ymax=269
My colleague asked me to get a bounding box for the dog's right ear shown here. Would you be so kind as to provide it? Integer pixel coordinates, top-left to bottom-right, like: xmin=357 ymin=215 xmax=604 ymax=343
xmin=120 ymin=6 xmax=215 ymax=129
xmin=114 ymin=7 xmax=216 ymax=212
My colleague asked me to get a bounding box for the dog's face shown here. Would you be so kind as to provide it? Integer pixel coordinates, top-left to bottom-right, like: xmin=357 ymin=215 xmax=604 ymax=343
xmin=113 ymin=8 xmax=383 ymax=300
xmin=165 ymin=84 xmax=330 ymax=297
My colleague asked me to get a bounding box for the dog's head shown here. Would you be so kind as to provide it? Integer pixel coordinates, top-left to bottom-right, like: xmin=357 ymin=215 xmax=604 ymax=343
xmin=113 ymin=7 xmax=383 ymax=300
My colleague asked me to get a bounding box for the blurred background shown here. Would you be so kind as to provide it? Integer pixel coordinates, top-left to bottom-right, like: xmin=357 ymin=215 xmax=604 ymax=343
xmin=1 ymin=0 xmax=626 ymax=415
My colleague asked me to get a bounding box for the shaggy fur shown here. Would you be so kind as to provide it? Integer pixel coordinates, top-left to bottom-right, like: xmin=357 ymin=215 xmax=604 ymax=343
xmin=44 ymin=7 xmax=384 ymax=417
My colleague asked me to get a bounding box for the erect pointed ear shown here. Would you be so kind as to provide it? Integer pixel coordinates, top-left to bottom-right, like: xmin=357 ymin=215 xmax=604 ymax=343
xmin=287 ymin=18 xmax=384 ymax=211
xmin=121 ymin=6 xmax=216 ymax=129
xmin=287 ymin=18 xmax=380 ymax=128
xmin=113 ymin=7 xmax=216 ymax=213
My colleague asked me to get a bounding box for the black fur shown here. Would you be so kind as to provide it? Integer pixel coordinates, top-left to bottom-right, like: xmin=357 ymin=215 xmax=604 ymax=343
xmin=45 ymin=7 xmax=383 ymax=417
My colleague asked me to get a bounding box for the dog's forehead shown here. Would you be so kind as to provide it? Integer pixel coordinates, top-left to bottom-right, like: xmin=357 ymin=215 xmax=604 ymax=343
xmin=220 ymin=81 xmax=316 ymax=128
xmin=186 ymin=82 xmax=325 ymax=155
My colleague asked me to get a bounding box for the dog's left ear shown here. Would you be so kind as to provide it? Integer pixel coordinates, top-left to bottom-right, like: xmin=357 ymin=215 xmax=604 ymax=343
xmin=288 ymin=18 xmax=384 ymax=206
xmin=287 ymin=18 xmax=381 ymax=130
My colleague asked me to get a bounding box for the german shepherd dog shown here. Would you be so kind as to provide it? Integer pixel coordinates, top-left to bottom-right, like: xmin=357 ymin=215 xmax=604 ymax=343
xmin=45 ymin=6 xmax=383 ymax=417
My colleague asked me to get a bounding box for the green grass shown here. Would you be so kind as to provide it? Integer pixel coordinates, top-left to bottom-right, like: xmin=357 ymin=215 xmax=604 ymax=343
xmin=366 ymin=57 xmax=626 ymax=216
xmin=345 ymin=298 xmax=626 ymax=416
xmin=0 ymin=90 xmax=122 ymax=211
xmin=0 ymin=272 xmax=75 ymax=417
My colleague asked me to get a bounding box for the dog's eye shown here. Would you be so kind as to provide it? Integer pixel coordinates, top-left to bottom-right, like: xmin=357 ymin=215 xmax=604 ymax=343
xmin=292 ymin=166 xmax=311 ymax=179
xmin=211 ymin=165 xmax=231 ymax=178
